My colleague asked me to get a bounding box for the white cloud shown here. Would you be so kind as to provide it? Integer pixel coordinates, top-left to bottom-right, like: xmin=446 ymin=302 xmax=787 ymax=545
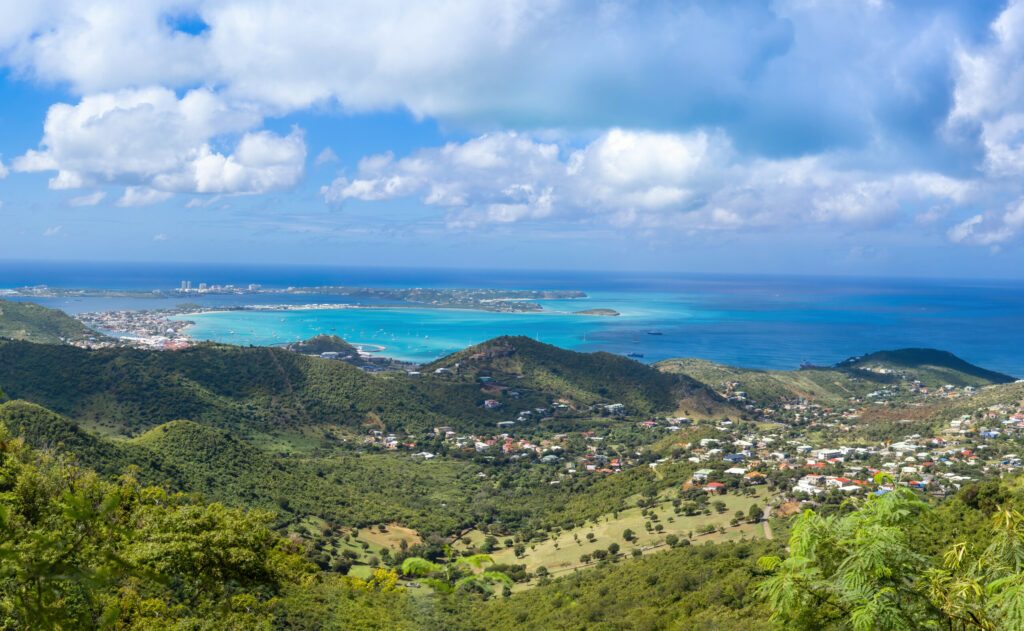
xmin=153 ymin=233 xmax=168 ymax=241
xmin=13 ymin=87 xmax=305 ymax=197
xmin=314 ymin=147 xmax=338 ymax=166
xmin=327 ymin=128 xmax=971 ymax=232
xmin=0 ymin=0 xmax=979 ymax=142
xmin=0 ymin=157 xmax=8 ymax=179
xmin=68 ymin=191 xmax=106 ymax=207
xmin=947 ymin=200 xmax=1024 ymax=246
xmin=949 ymin=0 xmax=1024 ymax=176
xmin=117 ymin=186 xmax=172 ymax=207
xmin=42 ymin=225 xmax=62 ymax=237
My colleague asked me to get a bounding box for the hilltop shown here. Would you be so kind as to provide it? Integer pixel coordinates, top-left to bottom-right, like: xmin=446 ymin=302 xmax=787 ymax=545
xmin=657 ymin=347 xmax=1016 ymax=408
xmin=836 ymin=348 xmax=1016 ymax=386
xmin=286 ymin=334 xmax=360 ymax=357
xmin=0 ymin=298 xmax=103 ymax=344
xmin=424 ymin=335 xmax=731 ymax=418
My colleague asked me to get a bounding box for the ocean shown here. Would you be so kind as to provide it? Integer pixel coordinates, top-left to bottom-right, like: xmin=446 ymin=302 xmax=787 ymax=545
xmin=2 ymin=260 xmax=1023 ymax=376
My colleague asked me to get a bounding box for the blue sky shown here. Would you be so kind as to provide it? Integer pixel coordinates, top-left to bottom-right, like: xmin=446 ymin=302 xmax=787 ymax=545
xmin=2 ymin=0 xmax=1024 ymax=278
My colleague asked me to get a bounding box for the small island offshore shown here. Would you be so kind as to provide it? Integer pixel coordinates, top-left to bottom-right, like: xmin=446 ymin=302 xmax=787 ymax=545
xmin=573 ymin=308 xmax=620 ymax=316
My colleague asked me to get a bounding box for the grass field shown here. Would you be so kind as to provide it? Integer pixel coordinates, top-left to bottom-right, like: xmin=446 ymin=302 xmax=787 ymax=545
xmin=457 ymin=486 xmax=773 ymax=581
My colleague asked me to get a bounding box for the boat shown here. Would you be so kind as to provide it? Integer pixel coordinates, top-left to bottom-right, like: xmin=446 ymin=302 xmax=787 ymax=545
xmin=646 ymin=330 xmax=663 ymax=336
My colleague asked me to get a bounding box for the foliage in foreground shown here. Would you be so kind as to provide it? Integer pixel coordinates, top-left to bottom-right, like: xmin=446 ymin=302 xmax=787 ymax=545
xmin=757 ymin=486 xmax=1024 ymax=630
xmin=0 ymin=420 xmax=422 ymax=630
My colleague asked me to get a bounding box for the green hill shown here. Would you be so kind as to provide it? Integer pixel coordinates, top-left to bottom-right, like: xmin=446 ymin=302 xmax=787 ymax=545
xmin=286 ymin=334 xmax=360 ymax=356
xmin=836 ymin=348 xmax=1016 ymax=386
xmin=658 ymin=348 xmax=1015 ymax=407
xmin=0 ymin=399 xmax=176 ymax=483
xmin=424 ymin=335 xmax=730 ymax=418
xmin=0 ymin=298 xmax=102 ymax=344
xmin=0 ymin=335 xmax=729 ymax=436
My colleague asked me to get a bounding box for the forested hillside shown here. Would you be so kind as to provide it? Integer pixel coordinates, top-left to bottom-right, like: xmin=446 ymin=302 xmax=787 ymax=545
xmin=0 ymin=337 xmax=700 ymax=436
xmin=425 ymin=335 xmax=730 ymax=417
xmin=0 ymin=299 xmax=102 ymax=344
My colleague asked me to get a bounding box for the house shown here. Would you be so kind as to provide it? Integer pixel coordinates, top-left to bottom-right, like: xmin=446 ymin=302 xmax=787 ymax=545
xmin=692 ymin=468 xmax=713 ymax=482
xmin=724 ymin=467 xmax=747 ymax=476
xmin=484 ymin=399 xmax=502 ymax=409
xmin=743 ymin=471 xmax=766 ymax=485
xmin=704 ymin=482 xmax=726 ymax=494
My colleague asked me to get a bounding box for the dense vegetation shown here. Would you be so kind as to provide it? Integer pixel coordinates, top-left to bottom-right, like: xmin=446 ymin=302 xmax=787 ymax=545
xmin=0 ymin=420 xmax=312 ymax=628
xmin=0 ymin=400 xmax=697 ymax=540
xmin=0 ymin=336 xmax=704 ymax=436
xmin=425 ymin=336 xmax=729 ymax=417
xmin=0 ymin=299 xmax=101 ymax=344
xmin=758 ymin=482 xmax=1024 ymax=630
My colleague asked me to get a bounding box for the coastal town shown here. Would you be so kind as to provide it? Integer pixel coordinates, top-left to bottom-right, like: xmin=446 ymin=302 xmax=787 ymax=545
xmin=357 ymin=369 xmax=1024 ymax=513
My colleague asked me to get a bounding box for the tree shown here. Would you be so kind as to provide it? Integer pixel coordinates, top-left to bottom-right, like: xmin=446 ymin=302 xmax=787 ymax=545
xmin=608 ymin=542 xmax=620 ymax=555
xmin=748 ymin=504 xmax=764 ymax=523
xmin=400 ymin=551 xmax=511 ymax=596
xmin=665 ymin=534 xmax=679 ymax=547
xmin=0 ymin=423 xmax=311 ymax=629
xmin=756 ymin=487 xmax=1024 ymax=630
xmin=622 ymin=528 xmax=635 ymax=542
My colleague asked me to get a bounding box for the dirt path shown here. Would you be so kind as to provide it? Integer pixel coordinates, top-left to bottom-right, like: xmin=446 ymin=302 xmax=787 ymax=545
xmin=763 ymin=505 xmax=774 ymax=540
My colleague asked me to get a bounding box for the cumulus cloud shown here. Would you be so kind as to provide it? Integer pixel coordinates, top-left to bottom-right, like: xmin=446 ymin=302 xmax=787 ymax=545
xmin=0 ymin=157 xmax=8 ymax=179
xmin=42 ymin=225 xmax=62 ymax=237
xmin=3 ymin=0 xmax=1024 ymax=250
xmin=326 ymin=128 xmax=972 ymax=232
xmin=68 ymin=191 xmax=106 ymax=207
xmin=948 ymin=0 xmax=1024 ymax=176
xmin=947 ymin=201 xmax=1024 ymax=246
xmin=12 ymin=87 xmax=305 ymax=197
xmin=117 ymin=186 xmax=172 ymax=207
xmin=0 ymin=0 xmax=999 ymax=151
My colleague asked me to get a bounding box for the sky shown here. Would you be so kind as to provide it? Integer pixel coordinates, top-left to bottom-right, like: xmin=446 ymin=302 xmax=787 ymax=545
xmin=2 ymin=1 xmax=1024 ymax=278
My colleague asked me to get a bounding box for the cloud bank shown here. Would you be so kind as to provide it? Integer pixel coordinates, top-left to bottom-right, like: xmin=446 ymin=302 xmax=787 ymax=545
xmin=1 ymin=0 xmax=1024 ymax=248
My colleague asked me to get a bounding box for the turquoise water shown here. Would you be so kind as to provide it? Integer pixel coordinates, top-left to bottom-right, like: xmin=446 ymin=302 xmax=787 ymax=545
xmin=3 ymin=262 xmax=1023 ymax=375
xmin=173 ymin=282 xmax=1024 ymax=376
xmin=172 ymin=291 xmax=696 ymax=363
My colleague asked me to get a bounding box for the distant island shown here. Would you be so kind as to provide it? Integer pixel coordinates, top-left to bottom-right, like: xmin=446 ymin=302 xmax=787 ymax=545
xmin=573 ymin=308 xmax=620 ymax=316
xmin=4 ymin=284 xmax=586 ymax=313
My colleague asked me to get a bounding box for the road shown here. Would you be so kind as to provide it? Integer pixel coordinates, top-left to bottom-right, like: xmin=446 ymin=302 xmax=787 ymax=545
xmin=763 ymin=505 xmax=774 ymax=540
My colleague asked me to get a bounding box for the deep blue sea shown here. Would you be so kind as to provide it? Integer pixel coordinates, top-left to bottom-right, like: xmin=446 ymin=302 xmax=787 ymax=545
xmin=2 ymin=260 xmax=1023 ymax=377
